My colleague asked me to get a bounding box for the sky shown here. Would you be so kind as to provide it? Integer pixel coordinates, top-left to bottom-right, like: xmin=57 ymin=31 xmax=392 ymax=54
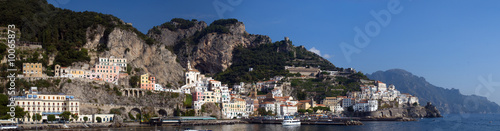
xmin=48 ymin=0 xmax=500 ymax=104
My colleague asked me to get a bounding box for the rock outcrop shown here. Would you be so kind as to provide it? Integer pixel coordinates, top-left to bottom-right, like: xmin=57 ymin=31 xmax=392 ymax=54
xmin=351 ymin=103 xmax=442 ymax=118
xmin=148 ymin=20 xmax=272 ymax=74
xmin=148 ymin=21 xmax=207 ymax=46
xmin=85 ymin=26 xmax=185 ymax=87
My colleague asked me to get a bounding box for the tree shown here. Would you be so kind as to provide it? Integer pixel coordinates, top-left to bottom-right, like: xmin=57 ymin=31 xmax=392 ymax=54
xmin=298 ymin=109 xmax=306 ymax=114
xmin=48 ymin=115 xmax=56 ymax=121
xmin=14 ymin=106 xmax=27 ymax=122
xmin=306 ymin=109 xmax=313 ymax=114
xmin=347 ymin=106 xmax=354 ymax=112
xmin=32 ymin=113 xmax=42 ymax=121
xmin=128 ymin=112 xmax=136 ymax=120
xmin=60 ymin=111 xmax=72 ymax=121
xmin=83 ymin=116 xmax=89 ymax=123
xmin=109 ymin=108 xmax=122 ymax=115
xmin=71 ymin=114 xmax=78 ymax=122
xmin=96 ymin=117 xmax=102 ymax=123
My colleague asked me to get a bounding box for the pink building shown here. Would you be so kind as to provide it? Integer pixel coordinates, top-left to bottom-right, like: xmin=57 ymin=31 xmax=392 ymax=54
xmin=94 ymin=65 xmax=120 ymax=84
xmin=192 ymin=91 xmax=204 ymax=101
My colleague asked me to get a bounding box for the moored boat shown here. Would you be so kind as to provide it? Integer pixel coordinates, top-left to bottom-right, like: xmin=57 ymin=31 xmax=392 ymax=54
xmin=282 ymin=116 xmax=300 ymax=126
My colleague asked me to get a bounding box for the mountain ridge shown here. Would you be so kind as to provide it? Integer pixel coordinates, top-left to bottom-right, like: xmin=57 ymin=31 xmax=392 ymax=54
xmin=367 ymin=69 xmax=500 ymax=114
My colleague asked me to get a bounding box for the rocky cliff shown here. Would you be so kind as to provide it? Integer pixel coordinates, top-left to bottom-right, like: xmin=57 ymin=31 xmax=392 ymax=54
xmin=353 ymin=103 xmax=441 ymax=118
xmin=85 ymin=25 xmax=185 ymax=87
xmin=147 ymin=19 xmax=272 ymax=74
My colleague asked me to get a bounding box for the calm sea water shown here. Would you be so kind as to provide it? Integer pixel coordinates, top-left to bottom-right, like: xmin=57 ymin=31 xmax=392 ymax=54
xmin=47 ymin=114 xmax=500 ymax=131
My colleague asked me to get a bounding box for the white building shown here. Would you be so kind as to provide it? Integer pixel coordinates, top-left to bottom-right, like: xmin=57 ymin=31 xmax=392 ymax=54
xmin=342 ymin=98 xmax=353 ymax=108
xmin=367 ymin=100 xmax=378 ymax=112
xmin=154 ymin=84 xmax=164 ymax=91
xmin=98 ymin=56 xmax=127 ymax=72
xmin=280 ymin=105 xmax=297 ymax=116
xmin=15 ymin=87 xmax=80 ymax=122
xmin=271 ymin=88 xmax=283 ymax=98
xmin=260 ymin=102 xmax=275 ymax=114
xmin=220 ymin=86 xmax=230 ymax=103
xmin=185 ymin=61 xmax=201 ymax=85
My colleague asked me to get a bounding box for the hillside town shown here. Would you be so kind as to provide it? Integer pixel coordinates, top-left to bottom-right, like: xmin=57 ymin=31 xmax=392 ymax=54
xmin=15 ymin=58 xmax=423 ymax=121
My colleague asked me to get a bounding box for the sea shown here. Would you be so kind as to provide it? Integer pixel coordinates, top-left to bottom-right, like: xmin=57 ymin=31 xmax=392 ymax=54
xmin=44 ymin=114 xmax=499 ymax=131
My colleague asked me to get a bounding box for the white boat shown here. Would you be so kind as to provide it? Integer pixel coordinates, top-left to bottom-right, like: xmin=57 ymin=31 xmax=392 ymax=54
xmin=282 ymin=116 xmax=300 ymax=126
xmin=0 ymin=120 xmax=18 ymax=130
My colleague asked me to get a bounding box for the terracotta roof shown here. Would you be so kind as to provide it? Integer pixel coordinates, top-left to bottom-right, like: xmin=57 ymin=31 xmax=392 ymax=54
xmin=189 ymin=69 xmax=200 ymax=72
xmin=299 ymin=100 xmax=311 ymax=103
xmin=261 ymin=102 xmax=274 ymax=105
xmin=280 ymin=105 xmax=296 ymax=107
xmin=235 ymin=98 xmax=245 ymax=101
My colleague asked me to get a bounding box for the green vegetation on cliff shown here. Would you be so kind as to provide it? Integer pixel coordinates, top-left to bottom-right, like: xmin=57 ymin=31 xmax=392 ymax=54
xmin=215 ymin=40 xmax=337 ymax=85
xmin=0 ymin=0 xmax=154 ymax=66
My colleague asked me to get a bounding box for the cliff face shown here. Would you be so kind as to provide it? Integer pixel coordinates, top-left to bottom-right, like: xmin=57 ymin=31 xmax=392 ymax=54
xmin=354 ymin=103 xmax=441 ymax=118
xmin=148 ymin=21 xmax=207 ymax=46
xmin=85 ymin=26 xmax=185 ymax=87
xmin=367 ymin=69 xmax=500 ymax=114
xmin=148 ymin=20 xmax=272 ymax=74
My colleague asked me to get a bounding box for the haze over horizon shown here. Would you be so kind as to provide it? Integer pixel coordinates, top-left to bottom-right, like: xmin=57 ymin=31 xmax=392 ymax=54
xmin=49 ymin=0 xmax=500 ymax=104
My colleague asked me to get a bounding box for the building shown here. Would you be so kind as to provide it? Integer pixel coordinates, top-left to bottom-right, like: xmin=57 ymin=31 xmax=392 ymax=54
xmin=94 ymin=65 xmax=120 ymax=84
xmin=154 ymin=84 xmax=163 ymax=91
xmin=98 ymin=56 xmax=127 ymax=72
xmin=140 ymin=73 xmax=156 ymax=90
xmin=280 ymin=105 xmax=297 ymax=116
xmin=323 ymin=97 xmax=340 ymax=107
xmin=271 ymin=88 xmax=283 ymax=98
xmin=23 ymin=63 xmax=43 ymax=77
xmin=353 ymin=99 xmax=378 ymax=112
xmin=342 ymin=98 xmax=353 ymax=108
xmin=185 ymin=61 xmax=201 ymax=85
xmin=297 ymin=100 xmax=312 ymax=110
xmin=78 ymin=114 xmax=115 ymax=123
xmin=285 ymin=66 xmax=321 ymax=76
xmin=259 ymin=102 xmax=276 ymax=115
xmin=15 ymin=87 xmax=80 ymax=122
xmin=222 ymin=98 xmax=246 ymax=118
xmin=220 ymin=86 xmax=230 ymax=103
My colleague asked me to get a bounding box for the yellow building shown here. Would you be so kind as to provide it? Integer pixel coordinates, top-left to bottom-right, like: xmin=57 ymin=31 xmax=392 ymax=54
xmin=70 ymin=69 xmax=86 ymax=78
xmin=222 ymin=98 xmax=246 ymax=118
xmin=15 ymin=87 xmax=80 ymax=122
xmin=204 ymin=91 xmax=216 ymax=102
xmin=297 ymin=100 xmax=312 ymax=110
xmin=323 ymin=97 xmax=339 ymax=107
xmin=23 ymin=63 xmax=43 ymax=77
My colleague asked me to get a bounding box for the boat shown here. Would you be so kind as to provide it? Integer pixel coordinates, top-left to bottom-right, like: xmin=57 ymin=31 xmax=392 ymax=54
xmin=0 ymin=120 xmax=18 ymax=130
xmin=282 ymin=116 xmax=300 ymax=126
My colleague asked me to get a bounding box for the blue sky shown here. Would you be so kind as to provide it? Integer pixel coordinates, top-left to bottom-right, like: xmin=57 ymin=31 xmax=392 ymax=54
xmin=49 ymin=0 xmax=500 ymax=104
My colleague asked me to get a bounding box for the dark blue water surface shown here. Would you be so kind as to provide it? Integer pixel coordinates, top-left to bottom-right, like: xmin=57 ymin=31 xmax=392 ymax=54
xmin=47 ymin=114 xmax=500 ymax=131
